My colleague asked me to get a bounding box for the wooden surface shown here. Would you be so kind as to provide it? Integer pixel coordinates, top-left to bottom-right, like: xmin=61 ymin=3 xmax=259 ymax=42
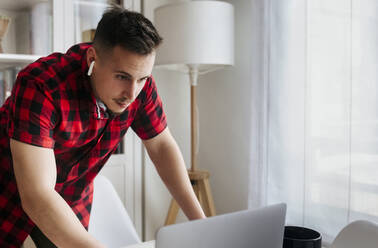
xmin=164 ymin=169 xmax=216 ymax=225
xmin=190 ymin=84 xmax=197 ymax=171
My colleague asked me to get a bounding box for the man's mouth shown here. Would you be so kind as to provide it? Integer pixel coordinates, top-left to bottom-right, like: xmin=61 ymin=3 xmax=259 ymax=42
xmin=115 ymin=100 xmax=129 ymax=108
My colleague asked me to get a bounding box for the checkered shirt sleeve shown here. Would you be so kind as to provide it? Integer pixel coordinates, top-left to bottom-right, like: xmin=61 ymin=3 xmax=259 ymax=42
xmin=131 ymin=76 xmax=167 ymax=139
xmin=7 ymin=76 xmax=58 ymax=148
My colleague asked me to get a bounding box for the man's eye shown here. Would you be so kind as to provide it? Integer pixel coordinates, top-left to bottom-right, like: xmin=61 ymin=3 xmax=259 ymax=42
xmin=139 ymin=78 xmax=148 ymax=84
xmin=116 ymin=75 xmax=128 ymax=80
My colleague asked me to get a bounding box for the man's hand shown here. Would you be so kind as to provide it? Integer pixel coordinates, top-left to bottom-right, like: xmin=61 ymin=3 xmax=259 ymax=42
xmin=10 ymin=138 xmax=106 ymax=248
xmin=142 ymin=128 xmax=206 ymax=221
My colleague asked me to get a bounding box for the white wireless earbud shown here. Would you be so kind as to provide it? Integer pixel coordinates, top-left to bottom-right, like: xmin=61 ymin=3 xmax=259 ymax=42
xmin=87 ymin=61 xmax=95 ymax=76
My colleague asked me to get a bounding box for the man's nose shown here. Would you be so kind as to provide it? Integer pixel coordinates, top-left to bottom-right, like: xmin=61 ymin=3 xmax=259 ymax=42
xmin=123 ymin=80 xmax=138 ymax=102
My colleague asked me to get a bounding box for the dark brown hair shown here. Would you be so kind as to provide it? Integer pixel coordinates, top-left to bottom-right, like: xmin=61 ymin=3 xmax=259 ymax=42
xmin=93 ymin=5 xmax=163 ymax=55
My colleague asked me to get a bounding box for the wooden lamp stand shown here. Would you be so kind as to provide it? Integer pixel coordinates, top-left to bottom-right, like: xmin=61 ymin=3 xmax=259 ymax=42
xmin=164 ymin=67 xmax=216 ymax=225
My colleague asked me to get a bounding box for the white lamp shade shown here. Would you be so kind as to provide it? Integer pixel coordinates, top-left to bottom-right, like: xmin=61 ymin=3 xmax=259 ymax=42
xmin=154 ymin=1 xmax=234 ymax=74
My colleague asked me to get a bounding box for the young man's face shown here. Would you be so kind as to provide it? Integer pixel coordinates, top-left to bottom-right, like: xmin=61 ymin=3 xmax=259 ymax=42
xmin=86 ymin=45 xmax=155 ymax=115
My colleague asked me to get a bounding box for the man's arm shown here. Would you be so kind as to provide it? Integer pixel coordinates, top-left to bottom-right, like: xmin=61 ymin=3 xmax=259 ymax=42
xmin=142 ymin=127 xmax=206 ymax=221
xmin=10 ymin=139 xmax=105 ymax=248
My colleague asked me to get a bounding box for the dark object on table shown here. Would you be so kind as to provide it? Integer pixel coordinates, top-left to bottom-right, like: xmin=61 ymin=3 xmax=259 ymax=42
xmin=283 ymin=226 xmax=322 ymax=248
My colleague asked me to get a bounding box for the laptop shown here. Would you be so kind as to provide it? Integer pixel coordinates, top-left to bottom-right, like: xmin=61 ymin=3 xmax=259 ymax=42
xmin=155 ymin=203 xmax=287 ymax=248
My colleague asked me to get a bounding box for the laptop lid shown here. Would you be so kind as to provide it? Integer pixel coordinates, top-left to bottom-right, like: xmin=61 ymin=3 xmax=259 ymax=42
xmin=155 ymin=203 xmax=287 ymax=248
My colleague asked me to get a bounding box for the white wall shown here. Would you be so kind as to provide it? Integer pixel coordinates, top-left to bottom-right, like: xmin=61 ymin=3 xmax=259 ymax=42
xmin=197 ymin=0 xmax=253 ymax=214
xmin=142 ymin=0 xmax=192 ymax=241
xmin=142 ymin=0 xmax=253 ymax=241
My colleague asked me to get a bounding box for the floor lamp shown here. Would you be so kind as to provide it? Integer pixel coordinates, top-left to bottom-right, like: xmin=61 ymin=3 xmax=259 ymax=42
xmin=154 ymin=1 xmax=234 ymax=225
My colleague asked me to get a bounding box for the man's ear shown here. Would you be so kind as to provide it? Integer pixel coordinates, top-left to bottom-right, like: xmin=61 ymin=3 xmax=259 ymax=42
xmin=86 ymin=46 xmax=97 ymax=67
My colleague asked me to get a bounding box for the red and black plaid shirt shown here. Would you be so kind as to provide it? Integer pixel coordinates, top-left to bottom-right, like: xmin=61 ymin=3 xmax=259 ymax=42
xmin=0 ymin=43 xmax=167 ymax=247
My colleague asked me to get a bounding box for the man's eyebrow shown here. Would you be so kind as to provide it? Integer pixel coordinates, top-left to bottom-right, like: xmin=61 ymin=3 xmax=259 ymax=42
xmin=115 ymin=70 xmax=150 ymax=80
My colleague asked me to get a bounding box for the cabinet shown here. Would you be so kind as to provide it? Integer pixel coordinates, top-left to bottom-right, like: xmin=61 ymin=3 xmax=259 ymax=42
xmin=0 ymin=0 xmax=143 ymax=237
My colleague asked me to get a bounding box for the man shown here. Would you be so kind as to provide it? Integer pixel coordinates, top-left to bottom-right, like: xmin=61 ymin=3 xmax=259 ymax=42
xmin=0 ymin=6 xmax=205 ymax=248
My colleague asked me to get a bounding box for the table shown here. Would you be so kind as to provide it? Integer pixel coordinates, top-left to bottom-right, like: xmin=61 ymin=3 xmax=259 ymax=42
xmin=122 ymin=240 xmax=155 ymax=248
xmin=121 ymin=240 xmax=327 ymax=248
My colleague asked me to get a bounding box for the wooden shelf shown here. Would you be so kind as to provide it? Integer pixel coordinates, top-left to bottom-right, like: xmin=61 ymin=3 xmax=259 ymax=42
xmin=0 ymin=0 xmax=49 ymax=11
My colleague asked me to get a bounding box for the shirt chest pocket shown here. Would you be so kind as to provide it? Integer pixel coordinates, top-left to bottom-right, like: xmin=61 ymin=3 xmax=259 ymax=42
xmin=54 ymin=118 xmax=108 ymax=149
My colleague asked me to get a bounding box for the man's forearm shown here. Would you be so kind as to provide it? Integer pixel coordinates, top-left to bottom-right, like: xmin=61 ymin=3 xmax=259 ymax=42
xmin=22 ymin=189 xmax=105 ymax=248
xmin=150 ymin=136 xmax=206 ymax=220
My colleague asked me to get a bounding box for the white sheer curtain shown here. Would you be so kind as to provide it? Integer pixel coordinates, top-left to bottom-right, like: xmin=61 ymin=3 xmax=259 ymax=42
xmin=249 ymin=0 xmax=378 ymax=245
